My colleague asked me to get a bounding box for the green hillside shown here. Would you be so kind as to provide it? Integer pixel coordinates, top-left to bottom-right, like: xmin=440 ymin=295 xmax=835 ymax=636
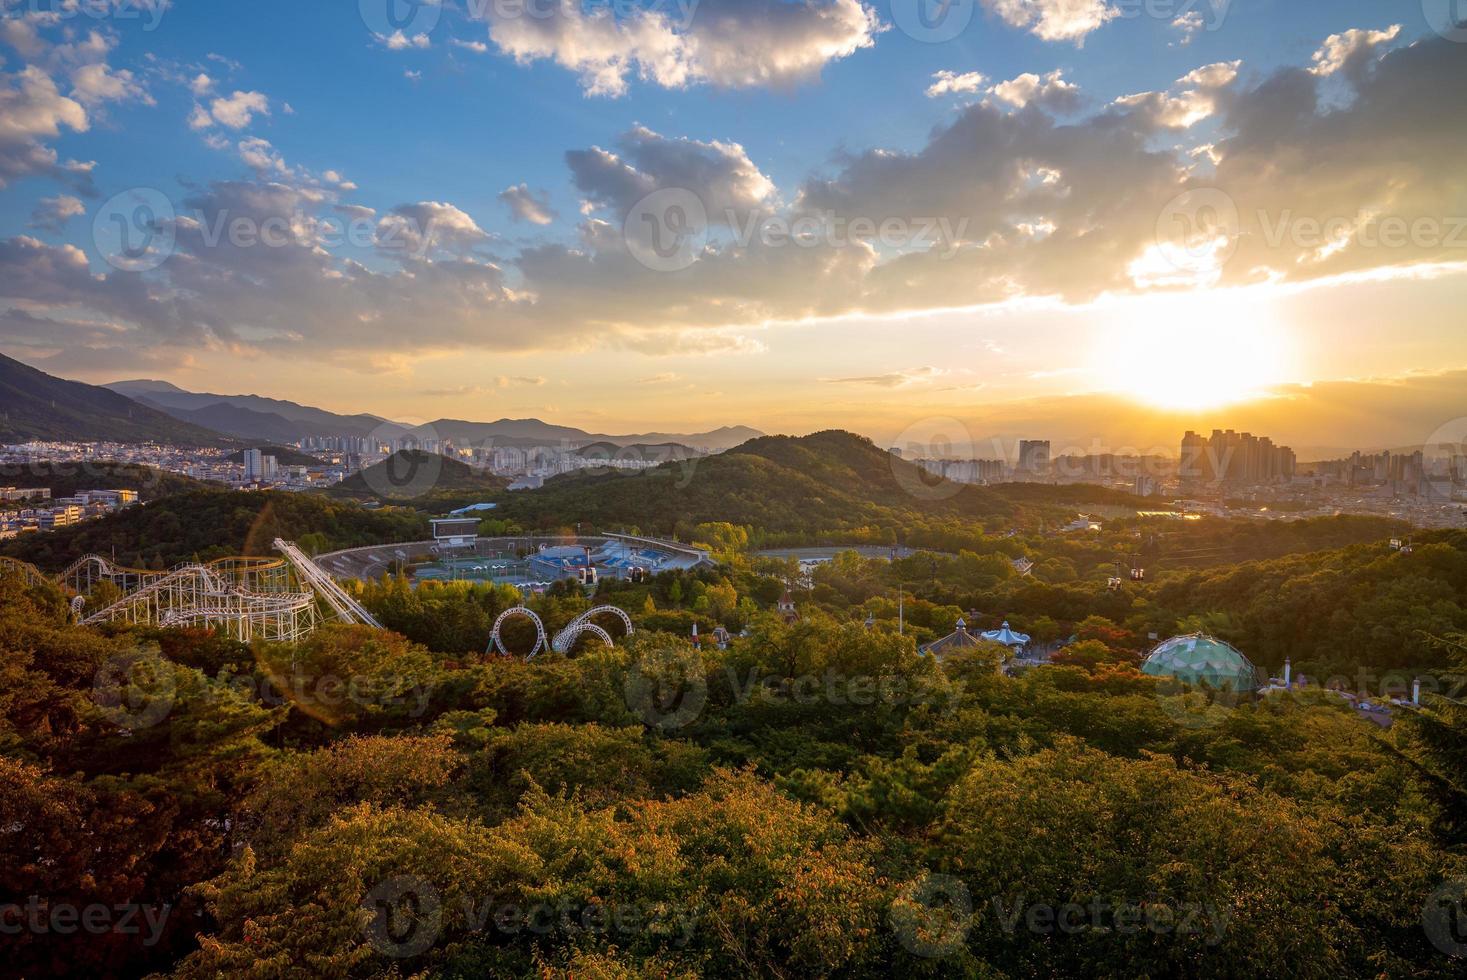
xmin=0 ymin=352 xmax=229 ymax=446
xmin=2 ymin=489 xmax=429 ymax=570
xmin=326 ymin=450 xmax=507 ymax=511
xmin=0 ymin=461 xmax=208 ymax=501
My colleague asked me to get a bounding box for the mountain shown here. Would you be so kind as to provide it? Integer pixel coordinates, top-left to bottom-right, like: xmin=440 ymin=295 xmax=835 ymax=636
xmin=107 ymin=380 xmax=405 ymax=442
xmin=0 ymin=354 xmax=230 ymax=447
xmin=327 ymin=450 xmax=508 ymax=511
xmin=495 ymin=429 xmax=1024 ymax=536
xmin=410 ymin=419 xmax=762 ymax=453
xmin=108 ymin=381 xmax=763 ymax=452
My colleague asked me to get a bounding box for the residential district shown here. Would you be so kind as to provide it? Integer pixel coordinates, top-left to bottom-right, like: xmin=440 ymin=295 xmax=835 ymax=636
xmin=2 ymin=426 xmax=1465 ymax=541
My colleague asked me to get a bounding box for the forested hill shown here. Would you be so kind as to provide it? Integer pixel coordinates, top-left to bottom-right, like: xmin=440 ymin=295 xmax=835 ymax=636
xmin=2 ymin=490 xmax=429 ymax=570
xmin=493 ymin=430 xmax=1169 ymax=541
xmin=496 ymin=430 xmax=1045 ymax=537
xmin=0 ymin=461 xmax=208 ymax=501
xmin=326 ymin=450 xmax=508 ymax=511
xmin=0 ymin=352 xmax=229 ymax=446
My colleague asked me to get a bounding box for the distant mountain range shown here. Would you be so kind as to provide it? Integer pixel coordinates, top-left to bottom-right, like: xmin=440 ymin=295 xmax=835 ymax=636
xmin=0 ymin=354 xmax=229 ymax=447
xmin=106 ymin=379 xmax=763 ymax=451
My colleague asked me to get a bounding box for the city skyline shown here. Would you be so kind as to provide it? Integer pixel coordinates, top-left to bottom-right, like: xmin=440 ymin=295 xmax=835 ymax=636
xmin=1 ymin=3 xmax=1464 ymax=443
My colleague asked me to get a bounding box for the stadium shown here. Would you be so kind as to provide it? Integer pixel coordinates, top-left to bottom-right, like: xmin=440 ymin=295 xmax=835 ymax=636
xmin=316 ymin=530 xmax=711 ymax=593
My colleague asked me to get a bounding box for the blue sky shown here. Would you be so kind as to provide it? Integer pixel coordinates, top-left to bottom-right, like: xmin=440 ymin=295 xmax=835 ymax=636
xmin=1 ymin=0 xmax=1465 ymax=448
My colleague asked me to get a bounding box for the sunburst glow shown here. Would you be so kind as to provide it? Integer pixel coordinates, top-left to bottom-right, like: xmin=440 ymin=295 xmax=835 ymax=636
xmin=1095 ymin=294 xmax=1295 ymax=411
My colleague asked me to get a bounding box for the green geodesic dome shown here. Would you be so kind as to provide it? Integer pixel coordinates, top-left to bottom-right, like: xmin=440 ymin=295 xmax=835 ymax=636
xmin=1142 ymin=634 xmax=1262 ymax=692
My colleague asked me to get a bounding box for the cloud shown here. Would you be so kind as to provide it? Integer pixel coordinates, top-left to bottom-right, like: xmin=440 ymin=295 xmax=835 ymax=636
xmin=1309 ymin=24 xmax=1402 ymax=78
xmin=926 ymin=70 xmax=987 ymax=98
xmin=480 ymin=0 xmax=880 ymax=97
xmin=567 ymin=125 xmax=775 ymax=222
xmin=981 ymin=0 xmax=1119 ymax=44
xmin=1171 ymin=10 xmax=1204 ymax=46
xmin=499 ymin=183 xmax=558 ymax=225
xmin=6 ymin=36 xmax=1466 ymax=379
xmin=1112 ymin=61 xmax=1239 ymax=129
xmin=376 ymin=201 xmax=490 ymax=257
xmin=378 ymin=30 xmax=432 ymax=51
xmin=989 ymin=69 xmax=1080 ymax=110
xmin=821 ymin=367 xmax=946 ymax=387
xmin=450 ymin=38 xmax=489 ymax=54
xmin=28 ymin=194 xmax=85 ymax=233
xmin=199 ymin=90 xmax=269 ymax=129
xmin=0 ymin=65 xmax=93 ymax=190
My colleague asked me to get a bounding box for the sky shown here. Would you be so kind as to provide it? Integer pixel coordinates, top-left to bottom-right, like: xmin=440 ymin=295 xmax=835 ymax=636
xmin=1 ymin=0 xmax=1465 ymax=454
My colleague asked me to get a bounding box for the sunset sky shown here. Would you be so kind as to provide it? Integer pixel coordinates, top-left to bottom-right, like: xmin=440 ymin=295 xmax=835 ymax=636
xmin=1 ymin=0 xmax=1464 ymax=453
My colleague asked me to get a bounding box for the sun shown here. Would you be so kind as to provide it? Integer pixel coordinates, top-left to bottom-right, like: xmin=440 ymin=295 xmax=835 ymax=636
xmin=1094 ymin=293 xmax=1296 ymax=412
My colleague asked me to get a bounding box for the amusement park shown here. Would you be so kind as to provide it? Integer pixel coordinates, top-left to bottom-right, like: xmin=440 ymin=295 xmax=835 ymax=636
xmin=0 ymin=521 xmax=707 ymax=658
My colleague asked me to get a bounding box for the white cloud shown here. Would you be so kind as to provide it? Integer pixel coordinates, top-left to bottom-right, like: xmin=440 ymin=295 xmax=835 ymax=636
xmin=1310 ymin=25 xmax=1402 ymax=77
xmin=989 ymin=70 xmax=1079 ymax=110
xmin=0 ymin=65 xmax=92 ymax=189
xmin=28 ymin=194 xmax=85 ymax=233
xmin=450 ymin=38 xmax=489 ymax=54
xmin=499 ymin=184 xmax=558 ymax=225
xmin=482 ymin=0 xmax=880 ymax=97
xmin=379 ymin=31 xmax=431 ymax=51
xmin=376 ymin=201 xmax=489 ymax=257
xmin=190 ymin=72 xmax=214 ymax=96
xmin=926 ymin=70 xmax=987 ymax=98
xmin=1171 ymin=10 xmax=1204 ymax=46
xmin=204 ymin=90 xmax=270 ymax=129
xmin=982 ymin=0 xmax=1119 ymax=44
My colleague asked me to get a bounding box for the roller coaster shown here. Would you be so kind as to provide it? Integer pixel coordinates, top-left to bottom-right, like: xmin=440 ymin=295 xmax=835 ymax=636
xmin=0 ymin=540 xmax=381 ymax=643
xmin=488 ymin=604 xmax=635 ymax=660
